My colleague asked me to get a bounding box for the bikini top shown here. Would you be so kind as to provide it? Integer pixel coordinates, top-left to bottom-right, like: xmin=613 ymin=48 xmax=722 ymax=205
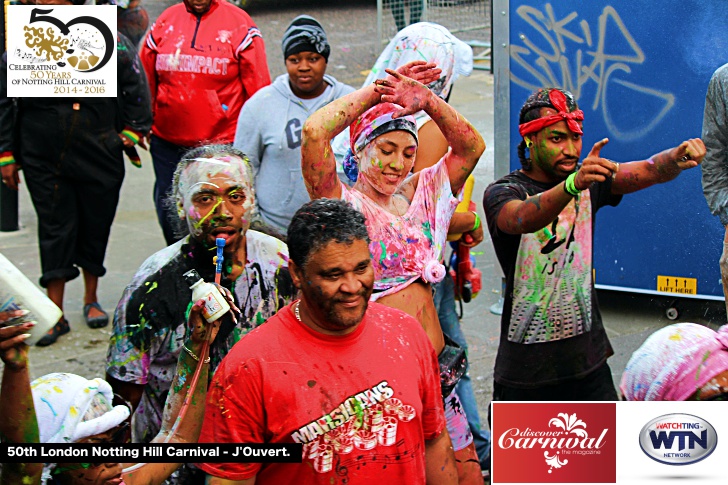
xmin=341 ymin=158 xmax=460 ymax=300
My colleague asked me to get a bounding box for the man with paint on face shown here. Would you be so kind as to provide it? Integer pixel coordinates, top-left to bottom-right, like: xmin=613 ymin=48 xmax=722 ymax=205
xmin=483 ymin=87 xmax=705 ymax=401
xmin=105 ymin=145 xmax=295 ymax=455
xmin=198 ymin=198 xmax=458 ymax=485
xmin=233 ymin=14 xmax=354 ymax=235
xmin=140 ymin=0 xmax=271 ymax=246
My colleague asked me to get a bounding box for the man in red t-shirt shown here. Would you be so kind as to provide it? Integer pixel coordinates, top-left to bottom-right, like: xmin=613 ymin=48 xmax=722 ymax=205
xmin=198 ymin=198 xmax=457 ymax=485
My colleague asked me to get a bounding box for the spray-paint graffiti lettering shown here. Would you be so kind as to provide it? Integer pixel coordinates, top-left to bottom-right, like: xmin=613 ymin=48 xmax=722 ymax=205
xmin=511 ymin=3 xmax=674 ymax=141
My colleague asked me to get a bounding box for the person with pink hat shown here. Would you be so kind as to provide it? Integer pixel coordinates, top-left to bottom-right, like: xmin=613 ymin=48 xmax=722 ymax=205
xmin=621 ymin=323 xmax=728 ymax=401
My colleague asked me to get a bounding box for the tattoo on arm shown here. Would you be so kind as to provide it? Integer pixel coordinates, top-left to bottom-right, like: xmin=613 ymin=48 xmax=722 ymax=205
xmin=524 ymin=194 xmax=542 ymax=211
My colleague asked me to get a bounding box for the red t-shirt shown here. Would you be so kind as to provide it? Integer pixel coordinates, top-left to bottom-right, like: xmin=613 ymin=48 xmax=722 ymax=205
xmin=197 ymin=302 xmax=445 ymax=484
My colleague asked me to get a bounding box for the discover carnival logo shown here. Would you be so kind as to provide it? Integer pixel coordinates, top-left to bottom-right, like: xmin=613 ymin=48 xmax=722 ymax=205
xmin=639 ymin=413 xmax=717 ymax=465
xmin=492 ymin=403 xmax=616 ymax=483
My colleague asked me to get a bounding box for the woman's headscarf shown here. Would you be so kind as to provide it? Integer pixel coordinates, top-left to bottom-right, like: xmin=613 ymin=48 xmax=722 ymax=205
xmin=342 ymin=103 xmax=417 ymax=183
xmin=338 ymin=22 xmax=473 ymax=182
xmin=620 ymin=323 xmax=728 ymax=401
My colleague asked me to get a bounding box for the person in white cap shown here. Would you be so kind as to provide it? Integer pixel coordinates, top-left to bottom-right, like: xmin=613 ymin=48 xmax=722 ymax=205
xmin=0 ymin=298 xmax=222 ymax=485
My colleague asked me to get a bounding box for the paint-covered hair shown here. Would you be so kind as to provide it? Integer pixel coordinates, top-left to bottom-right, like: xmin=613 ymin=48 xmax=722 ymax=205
xmin=168 ymin=144 xmax=256 ymax=238
xmin=517 ymin=87 xmax=579 ymax=170
xmin=287 ymin=198 xmax=370 ymax=268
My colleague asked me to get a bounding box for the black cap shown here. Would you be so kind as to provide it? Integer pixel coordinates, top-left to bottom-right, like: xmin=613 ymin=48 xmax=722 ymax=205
xmin=183 ymin=269 xmax=203 ymax=287
xmin=281 ymin=15 xmax=330 ymax=62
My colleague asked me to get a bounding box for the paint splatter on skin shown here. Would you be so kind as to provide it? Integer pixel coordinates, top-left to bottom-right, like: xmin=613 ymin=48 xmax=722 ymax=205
xmin=524 ymin=193 xmax=542 ymax=211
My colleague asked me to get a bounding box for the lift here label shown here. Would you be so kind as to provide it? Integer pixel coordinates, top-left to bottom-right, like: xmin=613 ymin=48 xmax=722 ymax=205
xmin=656 ymin=275 xmax=697 ymax=295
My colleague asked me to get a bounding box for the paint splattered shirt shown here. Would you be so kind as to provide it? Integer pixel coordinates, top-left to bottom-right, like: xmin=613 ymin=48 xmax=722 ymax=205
xmin=483 ymin=171 xmax=621 ymax=388
xmin=341 ymin=158 xmax=459 ymax=299
xmin=197 ymin=302 xmax=445 ymax=484
xmin=106 ymin=230 xmax=295 ymax=442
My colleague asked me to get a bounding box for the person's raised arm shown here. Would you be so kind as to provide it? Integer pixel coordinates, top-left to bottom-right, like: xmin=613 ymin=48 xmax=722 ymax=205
xmin=0 ymin=312 xmax=42 ymax=485
xmin=611 ymin=138 xmax=705 ymax=195
xmin=302 ymin=84 xmax=382 ymax=200
xmin=495 ymin=139 xmax=617 ymax=234
xmin=374 ymin=69 xmax=485 ymax=196
xmin=302 ymin=61 xmax=441 ymax=200
xmin=121 ymin=297 xmax=224 ymax=485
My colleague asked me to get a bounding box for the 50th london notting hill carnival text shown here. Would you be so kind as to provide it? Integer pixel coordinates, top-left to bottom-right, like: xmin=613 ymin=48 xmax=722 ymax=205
xmin=1 ymin=444 xmax=301 ymax=463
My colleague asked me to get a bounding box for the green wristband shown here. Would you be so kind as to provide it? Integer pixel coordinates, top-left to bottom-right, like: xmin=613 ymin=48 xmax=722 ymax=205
xmin=121 ymin=129 xmax=140 ymax=145
xmin=564 ymin=172 xmax=581 ymax=196
xmin=471 ymin=211 xmax=481 ymax=232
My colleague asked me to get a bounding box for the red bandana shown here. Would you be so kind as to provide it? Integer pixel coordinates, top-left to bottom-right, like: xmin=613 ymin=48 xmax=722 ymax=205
xmin=518 ymin=89 xmax=584 ymax=137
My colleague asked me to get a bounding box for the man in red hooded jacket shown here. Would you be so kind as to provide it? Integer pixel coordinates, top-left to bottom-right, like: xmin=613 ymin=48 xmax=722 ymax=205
xmin=140 ymin=0 xmax=271 ymax=245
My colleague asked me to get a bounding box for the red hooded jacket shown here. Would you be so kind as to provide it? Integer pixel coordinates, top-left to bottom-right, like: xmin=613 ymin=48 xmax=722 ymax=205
xmin=140 ymin=0 xmax=271 ymax=146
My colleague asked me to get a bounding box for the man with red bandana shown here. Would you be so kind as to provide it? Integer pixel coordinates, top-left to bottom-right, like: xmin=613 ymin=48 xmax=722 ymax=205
xmin=483 ymin=87 xmax=705 ymax=401
xmin=140 ymin=0 xmax=271 ymax=245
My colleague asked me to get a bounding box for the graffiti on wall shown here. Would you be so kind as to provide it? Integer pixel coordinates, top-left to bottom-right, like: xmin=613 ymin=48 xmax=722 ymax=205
xmin=510 ymin=3 xmax=674 ymax=141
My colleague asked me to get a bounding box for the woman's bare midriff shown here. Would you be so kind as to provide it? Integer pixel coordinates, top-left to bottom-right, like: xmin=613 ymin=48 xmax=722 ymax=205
xmin=376 ymin=280 xmax=445 ymax=354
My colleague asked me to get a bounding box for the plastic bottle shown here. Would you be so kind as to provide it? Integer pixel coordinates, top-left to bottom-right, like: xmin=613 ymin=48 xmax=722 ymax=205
xmin=447 ymin=174 xmax=476 ymax=241
xmin=0 ymin=252 xmax=62 ymax=345
xmin=182 ymin=269 xmax=230 ymax=323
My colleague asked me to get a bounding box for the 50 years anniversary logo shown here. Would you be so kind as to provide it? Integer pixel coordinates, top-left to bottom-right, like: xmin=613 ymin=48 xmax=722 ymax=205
xmin=7 ymin=5 xmax=117 ymax=97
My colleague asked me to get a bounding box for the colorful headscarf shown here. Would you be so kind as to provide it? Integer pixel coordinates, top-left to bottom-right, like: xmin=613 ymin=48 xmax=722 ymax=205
xmin=620 ymin=323 xmax=728 ymax=401
xmin=518 ymin=88 xmax=584 ymax=137
xmin=342 ymin=103 xmax=418 ymax=182
xmin=335 ymin=22 xmax=472 ymax=180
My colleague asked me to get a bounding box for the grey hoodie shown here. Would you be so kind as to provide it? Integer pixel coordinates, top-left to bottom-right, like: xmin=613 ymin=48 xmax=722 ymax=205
xmin=233 ymin=73 xmax=355 ymax=233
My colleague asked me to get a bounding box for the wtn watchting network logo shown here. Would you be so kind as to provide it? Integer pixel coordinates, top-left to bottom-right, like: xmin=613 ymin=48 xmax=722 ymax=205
xmin=492 ymin=403 xmax=616 ymax=483
xmin=639 ymin=414 xmax=718 ymax=466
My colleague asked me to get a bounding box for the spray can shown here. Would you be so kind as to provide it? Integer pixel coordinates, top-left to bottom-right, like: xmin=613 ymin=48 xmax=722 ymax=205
xmin=0 ymin=252 xmax=62 ymax=345
xmin=183 ymin=269 xmax=230 ymax=323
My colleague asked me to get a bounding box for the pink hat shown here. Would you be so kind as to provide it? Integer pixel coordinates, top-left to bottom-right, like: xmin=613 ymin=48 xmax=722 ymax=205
xmin=620 ymin=323 xmax=728 ymax=401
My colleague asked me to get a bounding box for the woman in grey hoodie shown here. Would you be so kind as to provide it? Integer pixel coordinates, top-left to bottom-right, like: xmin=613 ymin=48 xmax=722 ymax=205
xmin=233 ymin=15 xmax=355 ymax=235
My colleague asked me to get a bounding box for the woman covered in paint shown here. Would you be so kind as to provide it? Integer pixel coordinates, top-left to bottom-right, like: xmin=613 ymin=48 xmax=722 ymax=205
xmin=333 ymin=21 xmax=474 ymax=176
xmin=301 ymin=62 xmax=485 ymax=483
xmin=620 ymin=323 xmax=728 ymax=401
xmin=303 ymin=60 xmax=484 ymax=350
xmin=0 ymin=298 xmax=224 ymax=485
xmin=349 ymin=22 xmax=493 ymax=479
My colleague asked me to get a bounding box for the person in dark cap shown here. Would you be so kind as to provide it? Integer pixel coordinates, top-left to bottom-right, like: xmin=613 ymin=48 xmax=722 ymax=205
xmin=233 ymin=15 xmax=354 ymax=235
xmin=0 ymin=0 xmax=152 ymax=347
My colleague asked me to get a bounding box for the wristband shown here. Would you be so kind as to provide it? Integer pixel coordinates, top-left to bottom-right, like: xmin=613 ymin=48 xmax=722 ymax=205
xmin=0 ymin=153 xmax=15 ymax=167
xmin=183 ymin=344 xmax=210 ymax=364
xmin=564 ymin=172 xmax=581 ymax=196
xmin=120 ymin=129 xmax=140 ymax=145
xmin=471 ymin=211 xmax=481 ymax=232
